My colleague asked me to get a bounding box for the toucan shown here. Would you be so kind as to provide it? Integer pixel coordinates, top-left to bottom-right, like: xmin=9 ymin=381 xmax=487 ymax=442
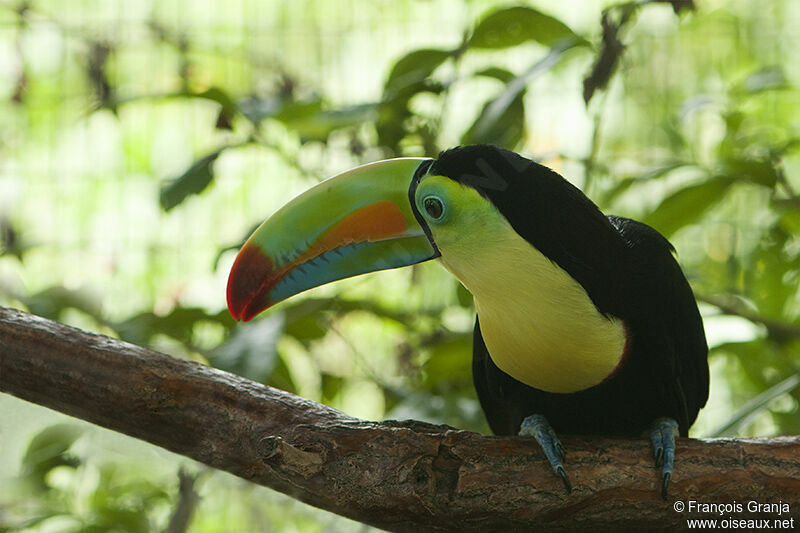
xmin=226 ymin=145 xmax=709 ymax=499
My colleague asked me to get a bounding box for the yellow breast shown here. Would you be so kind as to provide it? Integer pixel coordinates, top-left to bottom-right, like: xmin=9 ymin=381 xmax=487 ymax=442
xmin=420 ymin=176 xmax=626 ymax=393
xmin=438 ymin=212 xmax=625 ymax=394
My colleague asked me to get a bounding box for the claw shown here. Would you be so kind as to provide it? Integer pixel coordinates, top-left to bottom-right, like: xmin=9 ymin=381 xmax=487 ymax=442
xmin=650 ymin=417 xmax=679 ymax=500
xmin=555 ymin=465 xmax=572 ymax=493
xmin=654 ymin=446 xmax=664 ymax=467
xmin=520 ymin=414 xmax=571 ymax=495
xmin=662 ymin=472 xmax=672 ymax=500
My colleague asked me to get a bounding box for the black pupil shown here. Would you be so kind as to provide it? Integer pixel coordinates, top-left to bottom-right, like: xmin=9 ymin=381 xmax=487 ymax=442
xmin=424 ymin=197 xmax=443 ymax=219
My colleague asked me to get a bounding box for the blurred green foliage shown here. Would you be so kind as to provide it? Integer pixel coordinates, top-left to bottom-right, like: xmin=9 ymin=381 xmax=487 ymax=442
xmin=0 ymin=0 xmax=798 ymax=530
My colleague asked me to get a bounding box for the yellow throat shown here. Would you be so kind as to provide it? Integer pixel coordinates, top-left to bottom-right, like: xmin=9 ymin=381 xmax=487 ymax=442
xmin=421 ymin=177 xmax=626 ymax=394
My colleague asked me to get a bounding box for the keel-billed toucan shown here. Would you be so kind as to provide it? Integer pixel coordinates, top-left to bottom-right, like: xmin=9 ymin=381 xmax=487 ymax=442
xmin=226 ymin=145 xmax=709 ymax=498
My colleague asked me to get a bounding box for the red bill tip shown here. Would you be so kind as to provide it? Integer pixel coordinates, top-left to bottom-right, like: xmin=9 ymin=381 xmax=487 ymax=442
xmin=226 ymin=244 xmax=275 ymax=322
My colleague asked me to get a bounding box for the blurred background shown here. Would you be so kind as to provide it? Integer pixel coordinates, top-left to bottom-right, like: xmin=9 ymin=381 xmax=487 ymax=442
xmin=0 ymin=0 xmax=798 ymax=531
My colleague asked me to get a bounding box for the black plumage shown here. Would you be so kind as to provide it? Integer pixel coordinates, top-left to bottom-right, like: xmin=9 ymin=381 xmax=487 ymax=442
xmin=428 ymin=145 xmax=709 ymax=438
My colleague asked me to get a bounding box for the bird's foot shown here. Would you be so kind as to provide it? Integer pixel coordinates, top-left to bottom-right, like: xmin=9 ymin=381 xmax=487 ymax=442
xmin=649 ymin=417 xmax=679 ymax=500
xmin=520 ymin=414 xmax=571 ymax=493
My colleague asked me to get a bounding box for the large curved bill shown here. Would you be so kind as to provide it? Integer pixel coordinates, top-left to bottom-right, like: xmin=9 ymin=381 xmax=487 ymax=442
xmin=227 ymin=158 xmax=437 ymax=321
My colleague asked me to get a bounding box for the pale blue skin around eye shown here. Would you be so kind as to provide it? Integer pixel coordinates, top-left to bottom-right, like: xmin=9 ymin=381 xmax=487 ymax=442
xmin=416 ymin=184 xmax=452 ymax=225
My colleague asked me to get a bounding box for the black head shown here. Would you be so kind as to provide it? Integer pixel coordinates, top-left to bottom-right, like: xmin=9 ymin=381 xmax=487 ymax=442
xmin=430 ymin=144 xmax=533 ymax=194
xmin=427 ymin=145 xmax=603 ymax=226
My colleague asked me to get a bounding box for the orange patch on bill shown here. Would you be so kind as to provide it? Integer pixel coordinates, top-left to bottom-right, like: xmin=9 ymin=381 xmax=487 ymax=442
xmin=313 ymin=200 xmax=408 ymax=251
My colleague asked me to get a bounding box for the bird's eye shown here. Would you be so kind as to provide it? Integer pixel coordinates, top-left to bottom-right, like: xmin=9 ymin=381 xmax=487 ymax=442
xmin=423 ymin=196 xmax=445 ymax=220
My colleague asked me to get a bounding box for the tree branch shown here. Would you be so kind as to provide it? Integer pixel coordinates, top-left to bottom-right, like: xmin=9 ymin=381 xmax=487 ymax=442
xmin=1 ymin=306 xmax=799 ymax=531
xmin=699 ymin=293 xmax=800 ymax=342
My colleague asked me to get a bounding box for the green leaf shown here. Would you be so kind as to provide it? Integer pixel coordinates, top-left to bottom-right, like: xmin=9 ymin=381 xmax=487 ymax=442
xmin=268 ymin=355 xmax=298 ymax=394
xmin=722 ymin=110 xmax=745 ymax=135
xmin=284 ymin=313 xmax=327 ymax=345
xmin=376 ymin=100 xmax=409 ymax=152
xmin=468 ymin=6 xmax=589 ymax=50
xmin=712 ymin=339 xmax=772 ymax=397
xmin=23 ymin=286 xmax=103 ymax=322
xmin=273 ymin=99 xmax=322 ymax=124
xmin=775 ymin=137 xmax=800 ymax=157
xmin=114 ymin=307 xmax=232 ymax=347
xmin=778 ymin=211 xmax=800 ymax=236
xmin=209 ymin=314 xmax=283 ymax=383
xmin=321 ymin=373 xmax=345 ymax=402
xmin=383 ymin=49 xmax=452 ymax=100
xmin=280 ymin=296 xmax=424 ymax=327
xmin=160 ymin=150 xmax=223 ymax=211
xmin=473 ymin=67 xmax=516 ymax=84
xmin=2 ymin=512 xmax=66 ymax=531
xmin=377 ymin=48 xmax=451 ymax=152
xmin=194 ymin=87 xmax=237 ymax=114
xmin=461 ymin=43 xmax=573 ymax=148
xmin=422 ymin=336 xmax=473 ymax=391
xmin=295 ymin=105 xmax=376 ymax=141
xmin=273 ymin=99 xmax=375 ymax=141
xmin=745 ymin=226 xmax=796 ymax=322
xmin=660 ymin=119 xmax=688 ymax=151
xmin=194 ymin=87 xmax=238 ymax=128
xmin=601 ymin=163 xmax=691 ymax=205
xmin=462 ymin=90 xmax=525 ymax=148
xmin=644 ymin=176 xmax=734 ymax=237
xmin=87 ymin=465 xmax=170 ymax=532
xmin=710 ymin=372 xmax=800 ymax=437
xmin=21 ymin=424 xmax=84 ymax=489
xmin=282 ymin=298 xmax=334 ymax=324
xmin=721 ymin=157 xmax=778 ymax=188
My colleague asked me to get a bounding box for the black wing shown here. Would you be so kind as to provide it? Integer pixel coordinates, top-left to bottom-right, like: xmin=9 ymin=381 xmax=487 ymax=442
xmin=607 ymin=215 xmax=709 ymax=435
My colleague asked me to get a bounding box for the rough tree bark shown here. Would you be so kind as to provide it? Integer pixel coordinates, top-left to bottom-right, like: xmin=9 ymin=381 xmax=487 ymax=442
xmin=1 ymin=306 xmax=799 ymax=531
